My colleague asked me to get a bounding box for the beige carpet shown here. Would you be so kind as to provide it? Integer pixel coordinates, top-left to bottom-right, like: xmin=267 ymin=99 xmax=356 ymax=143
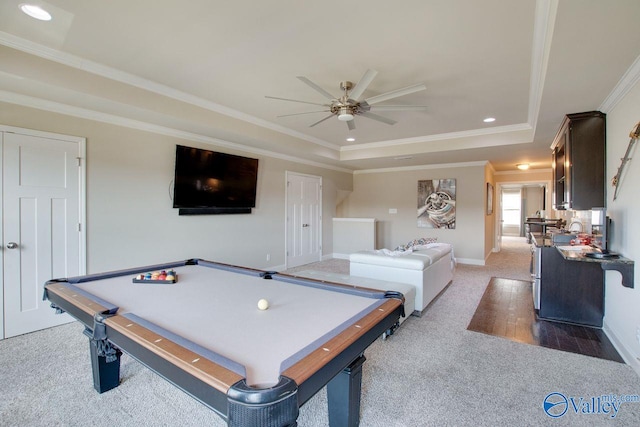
xmin=2 ymin=237 xmax=640 ymax=426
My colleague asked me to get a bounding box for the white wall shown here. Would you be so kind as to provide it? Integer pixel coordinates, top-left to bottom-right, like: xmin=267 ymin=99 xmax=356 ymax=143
xmin=339 ymin=162 xmax=489 ymax=264
xmin=0 ymin=102 xmax=353 ymax=273
xmin=602 ymin=79 xmax=640 ymax=374
xmin=332 ymin=218 xmax=376 ymax=258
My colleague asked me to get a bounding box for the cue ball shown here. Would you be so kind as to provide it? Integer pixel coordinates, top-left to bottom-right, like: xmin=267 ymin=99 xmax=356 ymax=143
xmin=257 ymin=299 xmax=270 ymax=310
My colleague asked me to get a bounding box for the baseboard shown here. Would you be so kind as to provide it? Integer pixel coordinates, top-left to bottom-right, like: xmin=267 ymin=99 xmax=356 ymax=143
xmin=456 ymin=257 xmax=485 ymax=266
xmin=603 ymin=320 xmax=640 ymax=377
xmin=330 ymin=253 xmax=350 ymax=260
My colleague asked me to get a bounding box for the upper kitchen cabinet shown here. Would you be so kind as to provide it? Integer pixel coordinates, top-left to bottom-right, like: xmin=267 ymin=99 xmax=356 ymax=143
xmin=551 ymin=111 xmax=606 ymax=210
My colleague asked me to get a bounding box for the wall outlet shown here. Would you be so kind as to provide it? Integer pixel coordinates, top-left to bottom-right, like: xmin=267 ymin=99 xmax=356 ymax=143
xmin=389 ymin=208 xmax=398 ymax=214
xmin=266 ymin=254 xmax=270 ymax=262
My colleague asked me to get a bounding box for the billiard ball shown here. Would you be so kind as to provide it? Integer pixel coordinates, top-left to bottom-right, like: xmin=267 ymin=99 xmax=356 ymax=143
xmin=257 ymin=299 xmax=269 ymax=310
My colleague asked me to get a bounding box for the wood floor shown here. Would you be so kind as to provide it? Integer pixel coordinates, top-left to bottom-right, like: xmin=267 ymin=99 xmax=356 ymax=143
xmin=467 ymin=277 xmax=624 ymax=363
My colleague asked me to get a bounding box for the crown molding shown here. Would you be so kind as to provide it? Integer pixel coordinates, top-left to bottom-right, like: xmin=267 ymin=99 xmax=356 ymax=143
xmin=354 ymin=160 xmax=489 ymax=175
xmin=599 ymin=53 xmax=640 ymax=113
xmin=0 ymin=90 xmax=354 ymax=174
xmin=0 ymin=31 xmax=340 ymax=152
xmin=527 ymin=0 xmax=558 ymax=130
xmin=341 ymin=123 xmax=533 ymax=152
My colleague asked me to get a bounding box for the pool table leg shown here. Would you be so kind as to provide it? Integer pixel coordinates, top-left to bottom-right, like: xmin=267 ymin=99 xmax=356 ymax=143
xmin=327 ymin=354 xmax=366 ymax=427
xmin=84 ymin=327 xmax=122 ymax=393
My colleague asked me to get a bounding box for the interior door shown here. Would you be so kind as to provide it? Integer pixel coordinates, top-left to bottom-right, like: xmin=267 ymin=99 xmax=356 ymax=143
xmin=2 ymin=128 xmax=85 ymax=338
xmin=286 ymin=172 xmax=322 ymax=268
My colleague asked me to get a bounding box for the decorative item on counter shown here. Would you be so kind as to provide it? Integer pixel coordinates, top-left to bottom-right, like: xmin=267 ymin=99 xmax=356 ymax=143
xmin=133 ymin=270 xmax=177 ymax=284
xmin=570 ymin=234 xmax=592 ymax=246
xmin=579 ymin=234 xmax=591 ymax=245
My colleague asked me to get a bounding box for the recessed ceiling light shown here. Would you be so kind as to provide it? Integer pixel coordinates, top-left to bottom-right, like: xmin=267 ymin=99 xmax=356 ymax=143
xmin=517 ymin=163 xmax=530 ymax=170
xmin=20 ymin=4 xmax=52 ymax=21
xmin=346 ymin=137 xmax=355 ymax=142
xmin=483 ymin=117 xmax=496 ymax=123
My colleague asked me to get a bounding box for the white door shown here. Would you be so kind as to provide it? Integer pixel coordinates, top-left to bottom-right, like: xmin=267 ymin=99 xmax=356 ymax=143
xmin=2 ymin=128 xmax=85 ymax=338
xmin=286 ymin=172 xmax=322 ymax=268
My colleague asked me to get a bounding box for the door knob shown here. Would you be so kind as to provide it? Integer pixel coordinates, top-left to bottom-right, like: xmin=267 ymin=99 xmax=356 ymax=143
xmin=302 ymin=224 xmax=309 ymax=228
xmin=6 ymin=242 xmax=18 ymax=249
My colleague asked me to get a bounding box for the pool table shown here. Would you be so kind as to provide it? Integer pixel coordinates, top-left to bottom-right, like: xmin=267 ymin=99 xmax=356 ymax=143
xmin=44 ymin=258 xmax=403 ymax=427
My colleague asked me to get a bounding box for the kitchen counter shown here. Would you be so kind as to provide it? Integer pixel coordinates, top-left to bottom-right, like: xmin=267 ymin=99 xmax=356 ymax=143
xmin=531 ymin=233 xmax=634 ymax=288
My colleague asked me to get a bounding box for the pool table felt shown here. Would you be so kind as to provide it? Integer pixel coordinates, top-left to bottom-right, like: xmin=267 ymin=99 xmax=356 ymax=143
xmin=72 ymin=264 xmax=387 ymax=387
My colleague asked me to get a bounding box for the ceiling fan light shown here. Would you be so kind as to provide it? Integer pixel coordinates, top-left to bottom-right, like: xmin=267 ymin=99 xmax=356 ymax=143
xmin=337 ymin=107 xmax=354 ymax=121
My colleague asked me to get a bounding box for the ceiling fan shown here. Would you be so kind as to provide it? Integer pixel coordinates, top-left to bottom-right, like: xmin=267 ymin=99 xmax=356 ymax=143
xmin=265 ymin=69 xmax=427 ymax=130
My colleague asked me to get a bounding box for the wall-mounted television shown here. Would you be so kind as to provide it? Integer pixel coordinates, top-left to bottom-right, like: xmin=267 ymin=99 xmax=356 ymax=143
xmin=172 ymin=145 xmax=258 ymax=215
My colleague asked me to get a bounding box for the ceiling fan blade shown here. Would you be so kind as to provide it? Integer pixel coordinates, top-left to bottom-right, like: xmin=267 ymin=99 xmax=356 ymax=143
xmin=347 ymin=120 xmax=356 ymax=131
xmin=309 ymin=114 xmax=335 ymax=127
xmin=364 ymin=83 xmax=427 ymax=105
xmin=359 ymin=111 xmax=397 ymax=125
xmin=348 ymin=69 xmax=378 ymax=101
xmin=297 ymin=76 xmax=336 ymax=100
xmin=265 ymin=95 xmax=328 ymax=107
xmin=277 ymin=110 xmax=331 ymax=118
xmin=369 ymin=105 xmax=428 ymax=111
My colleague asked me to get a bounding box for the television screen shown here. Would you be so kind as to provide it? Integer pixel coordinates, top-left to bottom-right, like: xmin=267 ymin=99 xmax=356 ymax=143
xmin=173 ymin=145 xmax=258 ymax=209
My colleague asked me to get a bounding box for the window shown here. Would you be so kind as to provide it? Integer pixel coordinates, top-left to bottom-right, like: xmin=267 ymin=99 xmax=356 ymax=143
xmin=502 ymin=189 xmax=521 ymax=226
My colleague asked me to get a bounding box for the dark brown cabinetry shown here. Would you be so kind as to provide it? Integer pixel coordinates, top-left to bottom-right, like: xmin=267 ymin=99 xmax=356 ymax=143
xmin=539 ymin=246 xmax=604 ymax=327
xmin=551 ymin=111 xmax=606 ymax=210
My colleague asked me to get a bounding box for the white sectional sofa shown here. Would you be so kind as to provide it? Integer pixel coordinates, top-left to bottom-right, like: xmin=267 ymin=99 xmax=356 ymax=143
xmin=349 ymin=243 xmax=455 ymax=315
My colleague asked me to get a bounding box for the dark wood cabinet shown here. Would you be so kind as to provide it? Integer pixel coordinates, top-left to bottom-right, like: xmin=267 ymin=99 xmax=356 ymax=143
xmin=551 ymin=111 xmax=606 ymax=210
xmin=539 ymin=247 xmax=604 ymax=327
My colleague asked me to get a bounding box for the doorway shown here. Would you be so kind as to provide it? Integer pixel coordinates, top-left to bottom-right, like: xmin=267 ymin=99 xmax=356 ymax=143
xmin=1 ymin=126 xmax=86 ymax=339
xmin=285 ymin=172 xmax=322 ymax=269
xmin=501 ymin=185 xmax=547 ymax=236
xmin=496 ymin=181 xmax=550 ymax=246
xmin=501 ymin=188 xmax=523 ymax=236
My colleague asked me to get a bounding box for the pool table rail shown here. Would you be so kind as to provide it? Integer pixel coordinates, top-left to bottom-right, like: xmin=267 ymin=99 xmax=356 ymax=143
xmin=44 ymin=279 xmax=247 ymax=396
xmin=275 ymin=272 xmax=393 ymax=299
xmin=105 ymin=315 xmax=245 ymax=393
xmin=282 ymin=298 xmax=401 ymax=385
xmin=44 ymin=282 xmax=116 ymax=325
